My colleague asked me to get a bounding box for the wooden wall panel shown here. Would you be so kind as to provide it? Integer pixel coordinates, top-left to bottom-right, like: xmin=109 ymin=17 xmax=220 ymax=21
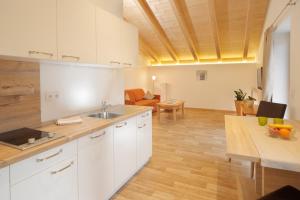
xmin=0 ymin=59 xmax=41 ymax=133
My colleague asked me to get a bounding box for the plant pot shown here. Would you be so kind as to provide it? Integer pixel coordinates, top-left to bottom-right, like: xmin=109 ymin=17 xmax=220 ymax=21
xmin=243 ymin=100 xmax=254 ymax=108
xmin=235 ymin=100 xmax=244 ymax=116
xmin=242 ymin=100 xmax=255 ymax=115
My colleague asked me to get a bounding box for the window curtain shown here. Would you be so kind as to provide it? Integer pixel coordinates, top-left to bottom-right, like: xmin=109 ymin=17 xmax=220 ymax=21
xmin=262 ymin=26 xmax=277 ymax=101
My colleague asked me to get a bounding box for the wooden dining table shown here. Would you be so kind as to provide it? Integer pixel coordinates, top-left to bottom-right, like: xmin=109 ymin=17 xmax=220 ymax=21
xmin=225 ymin=115 xmax=300 ymax=197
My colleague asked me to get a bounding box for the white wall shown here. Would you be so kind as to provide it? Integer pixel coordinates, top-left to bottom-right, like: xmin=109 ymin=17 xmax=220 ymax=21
xmin=148 ymin=63 xmax=258 ymax=111
xmin=90 ymin=0 xmax=123 ymax=18
xmin=124 ymin=67 xmax=149 ymax=90
xmin=257 ymin=0 xmax=290 ymax=63
xmin=289 ymin=2 xmax=300 ymax=120
xmin=124 ymin=55 xmax=150 ymax=91
xmin=258 ymin=0 xmax=300 ymax=119
xmin=40 ymin=63 xmax=124 ymax=122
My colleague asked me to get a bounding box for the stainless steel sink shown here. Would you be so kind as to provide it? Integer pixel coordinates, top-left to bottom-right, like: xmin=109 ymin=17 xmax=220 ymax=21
xmin=88 ymin=112 xmax=121 ymax=119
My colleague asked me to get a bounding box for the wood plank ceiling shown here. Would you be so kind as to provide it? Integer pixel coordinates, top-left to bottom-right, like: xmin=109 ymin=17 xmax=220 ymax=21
xmin=123 ymin=0 xmax=270 ymax=65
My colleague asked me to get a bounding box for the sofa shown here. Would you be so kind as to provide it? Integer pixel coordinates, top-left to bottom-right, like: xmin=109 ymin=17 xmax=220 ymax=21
xmin=125 ymin=89 xmax=160 ymax=111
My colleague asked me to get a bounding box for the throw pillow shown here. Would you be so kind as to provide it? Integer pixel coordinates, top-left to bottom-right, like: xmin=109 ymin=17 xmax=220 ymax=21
xmin=144 ymin=91 xmax=155 ymax=100
xmin=125 ymin=92 xmax=130 ymax=101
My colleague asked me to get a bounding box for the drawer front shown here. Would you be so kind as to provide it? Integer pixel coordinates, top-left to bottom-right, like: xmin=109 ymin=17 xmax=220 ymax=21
xmin=137 ymin=111 xmax=151 ymax=125
xmin=10 ymin=140 xmax=77 ymax=185
xmin=11 ymin=157 xmax=78 ymax=200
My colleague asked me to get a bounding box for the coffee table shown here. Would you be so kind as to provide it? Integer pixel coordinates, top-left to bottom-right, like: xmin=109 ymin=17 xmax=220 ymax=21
xmin=157 ymin=100 xmax=184 ymax=121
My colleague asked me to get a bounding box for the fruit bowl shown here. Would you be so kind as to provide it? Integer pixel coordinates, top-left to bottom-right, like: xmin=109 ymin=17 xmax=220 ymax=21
xmin=267 ymin=124 xmax=294 ymax=140
xmin=268 ymin=127 xmax=280 ymax=138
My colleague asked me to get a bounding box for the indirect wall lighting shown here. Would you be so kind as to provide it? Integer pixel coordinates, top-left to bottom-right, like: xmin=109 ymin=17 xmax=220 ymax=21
xmin=152 ymin=75 xmax=157 ymax=81
xmin=150 ymin=60 xmax=257 ymax=67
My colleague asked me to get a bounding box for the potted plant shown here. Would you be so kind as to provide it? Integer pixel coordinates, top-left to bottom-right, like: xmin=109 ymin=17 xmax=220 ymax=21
xmin=234 ymin=89 xmax=247 ymax=115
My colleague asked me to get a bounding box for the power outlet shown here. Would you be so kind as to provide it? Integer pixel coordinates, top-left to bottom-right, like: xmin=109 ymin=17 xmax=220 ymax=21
xmin=46 ymin=91 xmax=60 ymax=102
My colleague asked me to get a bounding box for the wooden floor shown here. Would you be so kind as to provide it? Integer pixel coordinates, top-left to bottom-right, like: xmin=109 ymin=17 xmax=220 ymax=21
xmin=112 ymin=109 xmax=254 ymax=200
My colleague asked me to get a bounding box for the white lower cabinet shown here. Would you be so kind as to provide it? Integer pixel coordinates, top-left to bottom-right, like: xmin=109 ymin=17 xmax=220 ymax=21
xmin=78 ymin=127 xmax=114 ymax=200
xmin=0 ymin=166 xmax=9 ymax=200
xmin=11 ymin=157 xmax=78 ymax=200
xmin=137 ymin=111 xmax=153 ymax=169
xmin=114 ymin=117 xmax=137 ymax=190
xmin=7 ymin=111 xmax=152 ymax=200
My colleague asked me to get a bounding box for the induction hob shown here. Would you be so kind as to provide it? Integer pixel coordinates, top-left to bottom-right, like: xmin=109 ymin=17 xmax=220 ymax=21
xmin=0 ymin=128 xmax=63 ymax=150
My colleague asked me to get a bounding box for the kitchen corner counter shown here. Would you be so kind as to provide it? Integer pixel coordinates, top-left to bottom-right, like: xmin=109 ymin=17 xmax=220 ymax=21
xmin=0 ymin=105 xmax=152 ymax=168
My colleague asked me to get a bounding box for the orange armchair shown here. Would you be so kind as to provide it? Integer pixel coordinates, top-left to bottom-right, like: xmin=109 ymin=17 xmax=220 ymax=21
xmin=125 ymin=89 xmax=160 ymax=111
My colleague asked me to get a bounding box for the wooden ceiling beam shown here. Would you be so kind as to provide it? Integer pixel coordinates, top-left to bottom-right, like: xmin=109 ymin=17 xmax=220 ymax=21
xmin=139 ymin=37 xmax=160 ymax=63
xmin=169 ymin=0 xmax=200 ymax=61
xmin=134 ymin=0 xmax=179 ymax=62
xmin=243 ymin=0 xmax=253 ymax=59
xmin=208 ymin=0 xmax=221 ymax=60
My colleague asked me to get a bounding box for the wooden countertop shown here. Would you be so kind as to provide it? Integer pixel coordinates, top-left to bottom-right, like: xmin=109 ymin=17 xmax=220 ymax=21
xmin=0 ymin=105 xmax=152 ymax=168
xmin=226 ymin=115 xmax=300 ymax=172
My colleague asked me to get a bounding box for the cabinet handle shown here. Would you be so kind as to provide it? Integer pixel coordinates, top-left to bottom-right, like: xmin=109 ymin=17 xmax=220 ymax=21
xmin=28 ymin=50 xmax=53 ymax=57
xmin=110 ymin=61 xmax=121 ymax=64
xmin=62 ymin=55 xmax=80 ymax=61
xmin=90 ymin=131 xmax=106 ymax=139
xmin=51 ymin=161 xmax=74 ymax=175
xmin=36 ymin=149 xmax=63 ymax=162
xmin=138 ymin=124 xmax=146 ymax=129
xmin=123 ymin=63 xmax=132 ymax=66
xmin=116 ymin=122 xmax=127 ymax=128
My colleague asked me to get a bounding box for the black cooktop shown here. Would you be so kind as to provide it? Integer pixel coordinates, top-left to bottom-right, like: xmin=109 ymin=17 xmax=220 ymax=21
xmin=0 ymin=128 xmax=50 ymax=146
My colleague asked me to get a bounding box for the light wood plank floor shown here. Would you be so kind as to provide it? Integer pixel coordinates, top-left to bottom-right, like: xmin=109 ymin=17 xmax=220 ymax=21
xmin=112 ymin=109 xmax=254 ymax=200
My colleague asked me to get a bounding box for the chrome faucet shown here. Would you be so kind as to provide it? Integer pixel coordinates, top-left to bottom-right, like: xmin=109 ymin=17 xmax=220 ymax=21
xmin=101 ymin=100 xmax=111 ymax=112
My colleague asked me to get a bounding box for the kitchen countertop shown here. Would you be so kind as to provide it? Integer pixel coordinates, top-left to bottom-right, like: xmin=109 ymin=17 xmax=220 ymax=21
xmin=0 ymin=105 xmax=152 ymax=168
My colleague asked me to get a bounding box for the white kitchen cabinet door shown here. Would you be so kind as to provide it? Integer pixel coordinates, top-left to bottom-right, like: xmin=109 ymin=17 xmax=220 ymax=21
xmin=11 ymin=157 xmax=78 ymax=200
xmin=57 ymin=0 xmax=97 ymax=64
xmin=0 ymin=0 xmax=57 ymax=60
xmin=137 ymin=113 xmax=152 ymax=169
xmin=78 ymin=127 xmax=114 ymax=200
xmin=114 ymin=117 xmax=137 ymax=189
xmin=121 ymin=21 xmax=138 ymax=68
xmin=0 ymin=166 xmax=9 ymax=200
xmin=96 ymin=8 xmax=122 ymax=67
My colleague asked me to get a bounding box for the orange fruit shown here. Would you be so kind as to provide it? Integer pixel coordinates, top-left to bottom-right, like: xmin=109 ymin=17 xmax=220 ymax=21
xmin=279 ymin=128 xmax=291 ymax=139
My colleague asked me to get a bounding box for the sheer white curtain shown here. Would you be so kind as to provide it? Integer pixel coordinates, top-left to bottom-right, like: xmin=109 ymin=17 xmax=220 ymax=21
xmin=262 ymin=26 xmax=277 ymax=101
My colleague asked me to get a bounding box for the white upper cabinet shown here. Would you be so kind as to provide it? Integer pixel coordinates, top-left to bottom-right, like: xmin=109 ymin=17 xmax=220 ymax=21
xmin=121 ymin=21 xmax=139 ymax=68
xmin=96 ymin=8 xmax=122 ymax=67
xmin=0 ymin=0 xmax=138 ymax=67
xmin=0 ymin=0 xmax=57 ymax=60
xmin=57 ymin=0 xmax=97 ymax=64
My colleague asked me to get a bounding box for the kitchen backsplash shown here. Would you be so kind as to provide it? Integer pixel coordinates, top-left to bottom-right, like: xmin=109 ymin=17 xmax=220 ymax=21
xmin=0 ymin=59 xmax=41 ymax=133
xmin=40 ymin=62 xmax=124 ymax=122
